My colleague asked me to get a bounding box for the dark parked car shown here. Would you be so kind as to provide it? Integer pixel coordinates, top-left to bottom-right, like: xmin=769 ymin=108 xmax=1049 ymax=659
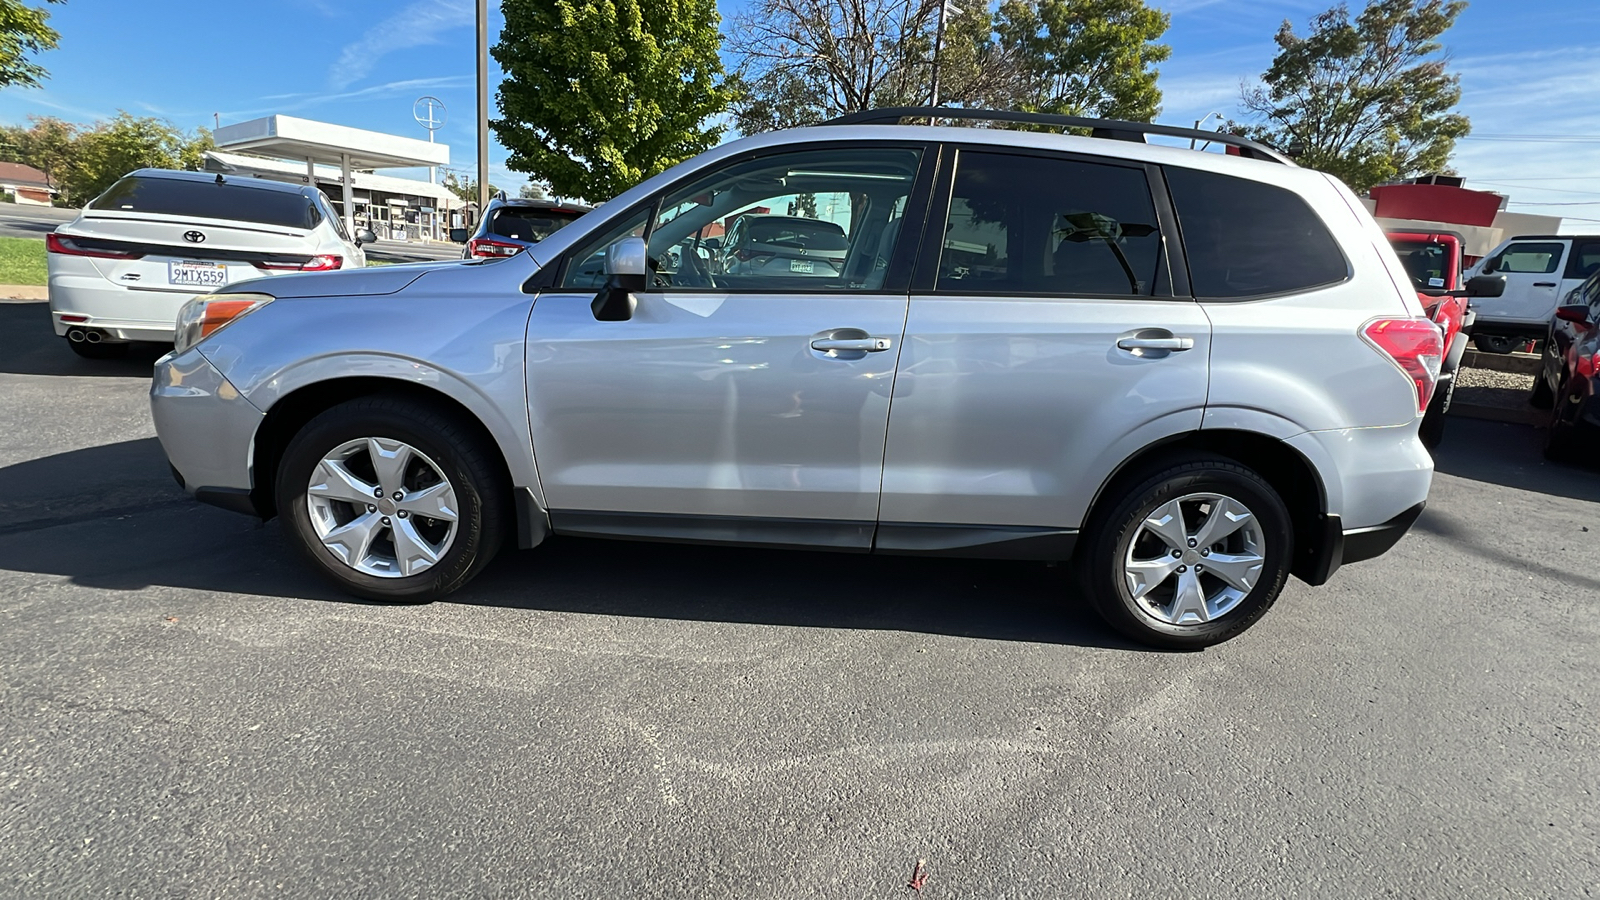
xmin=1531 ymin=267 xmax=1600 ymax=462
xmin=452 ymin=195 xmax=592 ymax=259
xmin=718 ymin=214 xmax=849 ymax=278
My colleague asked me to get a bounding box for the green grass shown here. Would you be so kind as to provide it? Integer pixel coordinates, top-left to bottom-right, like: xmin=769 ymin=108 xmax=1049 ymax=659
xmin=0 ymin=236 xmax=47 ymax=286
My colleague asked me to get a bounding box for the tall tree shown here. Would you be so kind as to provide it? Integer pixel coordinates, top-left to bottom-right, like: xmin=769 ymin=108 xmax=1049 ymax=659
xmin=1240 ymin=0 xmax=1470 ymax=191
xmin=493 ymin=0 xmax=730 ymax=201
xmin=64 ymin=112 xmax=209 ymax=202
xmin=727 ymin=0 xmax=1170 ymax=134
xmin=994 ymin=0 xmax=1169 ymax=121
xmin=0 ymin=0 xmax=62 ymax=90
xmin=0 ymin=114 xmax=75 ymax=199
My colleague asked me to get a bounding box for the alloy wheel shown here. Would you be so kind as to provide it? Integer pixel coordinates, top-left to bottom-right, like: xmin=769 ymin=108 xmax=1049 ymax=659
xmin=304 ymin=437 xmax=460 ymax=578
xmin=1123 ymin=492 xmax=1267 ymax=626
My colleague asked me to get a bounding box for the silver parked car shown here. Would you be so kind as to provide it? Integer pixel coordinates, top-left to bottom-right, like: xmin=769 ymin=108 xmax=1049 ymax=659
xmin=151 ymin=108 xmax=1456 ymax=649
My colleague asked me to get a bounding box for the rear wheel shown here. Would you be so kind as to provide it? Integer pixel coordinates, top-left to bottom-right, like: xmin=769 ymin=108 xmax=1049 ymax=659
xmin=1473 ymin=334 xmax=1521 ymax=354
xmin=1529 ymin=371 xmax=1555 ymax=409
xmin=67 ymin=338 xmax=129 ymax=359
xmin=275 ymin=396 xmax=508 ymax=602
xmin=1079 ymin=457 xmax=1293 ymax=650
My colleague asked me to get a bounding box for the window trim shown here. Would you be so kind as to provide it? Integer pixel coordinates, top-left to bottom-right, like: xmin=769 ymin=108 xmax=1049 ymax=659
xmin=910 ymin=144 xmax=1182 ymax=301
xmin=1161 ymin=163 xmax=1353 ymax=303
xmin=536 ymin=139 xmax=941 ymax=296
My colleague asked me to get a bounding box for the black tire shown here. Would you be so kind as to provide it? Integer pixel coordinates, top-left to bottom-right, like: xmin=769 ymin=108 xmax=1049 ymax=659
xmin=1419 ymin=376 xmax=1454 ymax=448
xmin=67 ymin=338 xmax=129 ymax=359
xmin=1529 ymin=371 xmax=1555 ymax=409
xmin=275 ymin=395 xmax=508 ymax=602
xmin=1544 ymin=387 xmax=1582 ymax=464
xmin=1078 ymin=456 xmax=1294 ymax=650
xmin=1473 ymin=334 xmax=1521 ymax=354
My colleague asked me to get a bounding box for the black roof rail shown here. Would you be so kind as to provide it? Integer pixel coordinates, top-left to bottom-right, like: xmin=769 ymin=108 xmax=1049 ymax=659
xmin=822 ymin=107 xmax=1292 ymax=164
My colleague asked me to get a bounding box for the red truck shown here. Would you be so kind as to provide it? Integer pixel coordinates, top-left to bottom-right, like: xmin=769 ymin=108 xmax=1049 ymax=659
xmin=1386 ymin=230 xmax=1473 ymax=447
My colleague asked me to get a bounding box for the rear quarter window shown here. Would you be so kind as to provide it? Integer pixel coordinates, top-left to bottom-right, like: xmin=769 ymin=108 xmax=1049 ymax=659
xmin=90 ymin=176 xmax=320 ymax=230
xmin=1165 ymin=167 xmax=1348 ymax=299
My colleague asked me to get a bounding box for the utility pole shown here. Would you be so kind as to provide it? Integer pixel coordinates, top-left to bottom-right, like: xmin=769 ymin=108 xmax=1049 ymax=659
xmin=929 ymin=0 xmax=949 ymax=111
xmin=476 ymin=0 xmax=490 ymax=222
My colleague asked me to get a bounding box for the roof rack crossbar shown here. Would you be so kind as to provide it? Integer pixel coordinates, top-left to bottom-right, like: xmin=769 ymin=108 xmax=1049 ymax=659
xmin=822 ymin=107 xmax=1291 ymax=164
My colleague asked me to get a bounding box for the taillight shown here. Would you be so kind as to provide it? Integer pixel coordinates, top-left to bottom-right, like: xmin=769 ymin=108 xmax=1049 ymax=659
xmin=46 ymin=233 xmax=143 ymax=259
xmin=467 ymin=237 xmax=523 ymax=258
xmin=1363 ymin=318 xmax=1445 ymax=414
xmin=253 ymin=254 xmax=342 ymax=272
xmin=1578 ymin=351 xmax=1599 ymax=380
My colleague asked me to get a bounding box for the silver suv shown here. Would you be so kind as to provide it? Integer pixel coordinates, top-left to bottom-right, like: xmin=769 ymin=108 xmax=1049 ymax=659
xmin=151 ymin=109 xmax=1449 ymax=649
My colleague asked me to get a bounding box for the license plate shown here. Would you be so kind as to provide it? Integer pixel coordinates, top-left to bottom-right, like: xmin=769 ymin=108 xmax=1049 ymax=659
xmin=168 ymin=261 xmax=228 ymax=287
xmin=789 ymin=259 xmax=814 ymax=274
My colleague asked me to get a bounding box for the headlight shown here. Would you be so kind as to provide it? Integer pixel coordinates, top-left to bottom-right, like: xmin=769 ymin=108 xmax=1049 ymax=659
xmin=174 ymin=292 xmax=274 ymax=354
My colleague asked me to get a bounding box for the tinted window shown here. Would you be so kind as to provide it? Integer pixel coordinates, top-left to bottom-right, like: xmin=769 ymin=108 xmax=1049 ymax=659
xmin=1489 ymin=242 xmax=1563 ymax=274
xmin=742 ymin=217 xmax=848 ymax=251
xmin=1165 ymin=167 xmax=1347 ymax=299
xmin=1564 ymin=239 xmax=1600 ymax=279
xmin=90 ymin=175 xmax=321 ymax=230
xmin=1390 ymin=239 xmax=1452 ymax=289
xmin=936 ymin=152 xmax=1161 ymax=296
xmin=491 ymin=207 xmax=583 ymax=243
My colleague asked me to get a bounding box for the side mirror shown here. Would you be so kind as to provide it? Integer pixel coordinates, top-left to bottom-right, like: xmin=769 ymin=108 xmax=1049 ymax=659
xmin=592 ymin=236 xmax=648 ymax=322
xmin=449 ymin=227 xmax=470 ymax=243
xmin=1463 ymin=274 xmax=1505 ymax=298
xmin=1555 ymin=304 xmax=1592 ymax=326
xmin=356 ymin=228 xmax=377 ymax=246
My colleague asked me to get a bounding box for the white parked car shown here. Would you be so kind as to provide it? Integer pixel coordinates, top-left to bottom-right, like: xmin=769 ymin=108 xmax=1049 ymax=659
xmin=47 ymin=168 xmax=371 ymax=358
xmin=1464 ymin=234 xmax=1600 ymax=353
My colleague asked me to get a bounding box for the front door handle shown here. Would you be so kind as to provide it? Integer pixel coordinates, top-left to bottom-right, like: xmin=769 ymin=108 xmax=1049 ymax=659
xmin=1534 ymin=282 xmax=1557 ymax=287
xmin=1117 ymin=336 xmax=1195 ymax=352
xmin=812 ymin=337 xmax=893 ymax=352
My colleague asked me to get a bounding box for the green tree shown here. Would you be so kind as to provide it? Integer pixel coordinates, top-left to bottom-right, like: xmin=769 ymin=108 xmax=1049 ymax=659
xmin=493 ymin=0 xmax=731 ymax=201
xmin=728 ymin=0 xmax=1170 ymax=134
xmin=1240 ymin=0 xmax=1471 ymax=191
xmin=64 ymin=112 xmax=209 ymax=202
xmin=0 ymin=0 xmax=62 ymax=90
xmin=994 ymin=0 xmax=1170 ymax=121
xmin=0 ymin=114 xmax=75 ymax=200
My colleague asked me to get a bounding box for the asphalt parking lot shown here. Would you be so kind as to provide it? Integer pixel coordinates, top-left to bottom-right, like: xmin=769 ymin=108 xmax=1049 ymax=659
xmin=1 ymin=299 xmax=1595 ymax=898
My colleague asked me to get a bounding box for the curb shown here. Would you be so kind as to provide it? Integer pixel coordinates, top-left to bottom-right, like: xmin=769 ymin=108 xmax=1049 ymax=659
xmin=0 ymin=284 xmax=46 ymax=301
xmin=1461 ymin=349 xmax=1540 ymax=375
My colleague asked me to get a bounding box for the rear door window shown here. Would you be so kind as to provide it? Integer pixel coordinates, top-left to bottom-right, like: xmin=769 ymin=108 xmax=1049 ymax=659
xmin=1164 ymin=167 xmax=1348 ymax=299
xmin=89 ymin=176 xmax=321 ymax=230
xmin=934 ymin=150 xmax=1164 ymax=296
xmin=1488 ymin=242 xmax=1564 ymax=274
xmin=1563 ymin=239 xmax=1600 ymax=279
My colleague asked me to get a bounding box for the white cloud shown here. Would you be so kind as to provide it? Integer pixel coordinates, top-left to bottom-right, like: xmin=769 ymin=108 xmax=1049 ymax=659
xmin=329 ymin=0 xmax=474 ymax=90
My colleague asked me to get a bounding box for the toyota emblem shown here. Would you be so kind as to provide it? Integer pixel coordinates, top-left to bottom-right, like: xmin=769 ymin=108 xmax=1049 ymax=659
xmin=183 ymin=230 xmax=206 ymax=244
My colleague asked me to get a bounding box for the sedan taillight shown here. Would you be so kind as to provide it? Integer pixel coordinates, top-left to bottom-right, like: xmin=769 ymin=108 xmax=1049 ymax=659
xmin=1363 ymin=318 xmax=1445 ymax=414
xmin=253 ymin=254 xmax=342 ymax=272
xmin=46 ymin=233 xmax=143 ymax=259
xmin=467 ymin=237 xmax=523 ymax=258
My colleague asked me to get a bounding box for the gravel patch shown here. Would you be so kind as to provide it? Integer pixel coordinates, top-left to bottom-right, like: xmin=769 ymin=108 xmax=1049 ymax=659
xmin=1454 ymin=364 xmax=1536 ymax=410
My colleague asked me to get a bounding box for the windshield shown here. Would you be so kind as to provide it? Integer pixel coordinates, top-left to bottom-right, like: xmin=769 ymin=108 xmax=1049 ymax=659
xmin=90 ymin=176 xmax=321 ymax=230
xmin=489 ymin=207 xmax=585 ymax=243
xmin=1390 ymin=239 xmax=1453 ymax=290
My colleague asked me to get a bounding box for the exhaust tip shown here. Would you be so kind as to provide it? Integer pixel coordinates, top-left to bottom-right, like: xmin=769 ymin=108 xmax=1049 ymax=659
xmin=67 ymin=328 xmax=86 ymax=342
xmin=84 ymin=330 xmax=102 ymax=343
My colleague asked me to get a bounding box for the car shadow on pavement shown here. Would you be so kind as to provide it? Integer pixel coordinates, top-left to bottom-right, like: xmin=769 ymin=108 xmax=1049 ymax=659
xmin=1432 ymin=417 xmax=1600 ymax=502
xmin=0 ymin=301 xmax=167 ymax=378
xmin=0 ymin=437 xmax=1144 ymax=651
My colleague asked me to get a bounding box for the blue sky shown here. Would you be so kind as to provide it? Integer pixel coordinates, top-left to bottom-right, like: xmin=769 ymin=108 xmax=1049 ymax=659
xmin=3 ymin=0 xmax=1598 ymax=227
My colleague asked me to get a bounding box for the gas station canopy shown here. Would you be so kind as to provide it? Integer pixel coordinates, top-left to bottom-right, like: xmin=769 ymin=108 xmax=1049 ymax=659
xmin=214 ymin=115 xmax=448 ymax=170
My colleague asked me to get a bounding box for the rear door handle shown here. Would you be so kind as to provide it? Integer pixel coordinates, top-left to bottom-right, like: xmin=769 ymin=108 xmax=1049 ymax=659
xmin=811 ymin=337 xmax=892 ymax=352
xmin=1117 ymin=336 xmax=1194 ymax=352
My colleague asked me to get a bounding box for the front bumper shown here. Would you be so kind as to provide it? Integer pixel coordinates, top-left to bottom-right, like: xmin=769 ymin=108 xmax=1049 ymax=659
xmin=150 ymin=347 xmax=264 ymax=511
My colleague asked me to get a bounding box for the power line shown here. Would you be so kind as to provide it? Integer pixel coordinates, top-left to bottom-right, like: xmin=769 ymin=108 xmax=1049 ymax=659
xmin=1506 ymin=200 xmax=1600 ymax=206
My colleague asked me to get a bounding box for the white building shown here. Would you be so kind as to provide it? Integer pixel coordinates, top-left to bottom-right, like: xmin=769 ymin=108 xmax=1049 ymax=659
xmin=209 ymin=115 xmax=460 ymax=242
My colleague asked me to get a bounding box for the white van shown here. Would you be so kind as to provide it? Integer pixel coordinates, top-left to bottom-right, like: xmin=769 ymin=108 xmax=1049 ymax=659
xmin=1465 ymin=234 xmax=1600 ymax=352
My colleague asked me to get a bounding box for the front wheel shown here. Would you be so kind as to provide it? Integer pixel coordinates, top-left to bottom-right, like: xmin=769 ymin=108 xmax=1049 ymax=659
xmin=1419 ymin=376 xmax=1455 ymax=448
xmin=1079 ymin=457 xmax=1294 ymax=650
xmin=275 ymin=396 xmax=508 ymax=602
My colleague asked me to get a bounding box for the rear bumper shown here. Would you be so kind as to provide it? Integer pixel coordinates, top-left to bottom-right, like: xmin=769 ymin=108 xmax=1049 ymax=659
xmin=1299 ymin=502 xmax=1426 ymax=585
xmin=1470 ymin=318 xmax=1548 ymax=341
xmin=49 ymin=269 xmax=195 ymax=342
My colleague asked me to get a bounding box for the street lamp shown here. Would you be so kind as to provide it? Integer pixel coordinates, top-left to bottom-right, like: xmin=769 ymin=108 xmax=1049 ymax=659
xmin=1191 ymin=111 xmax=1224 ymax=149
